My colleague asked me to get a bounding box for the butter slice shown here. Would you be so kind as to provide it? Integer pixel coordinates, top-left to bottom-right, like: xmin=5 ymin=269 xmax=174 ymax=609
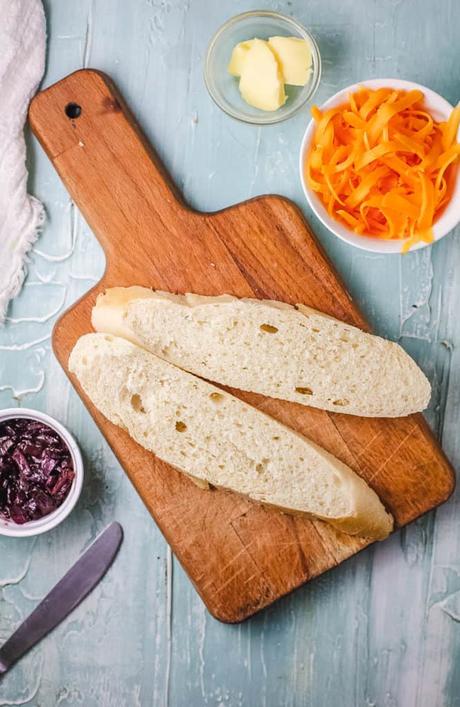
xmin=238 ymin=39 xmax=286 ymax=112
xmin=228 ymin=40 xmax=256 ymax=76
xmin=268 ymin=36 xmax=312 ymax=86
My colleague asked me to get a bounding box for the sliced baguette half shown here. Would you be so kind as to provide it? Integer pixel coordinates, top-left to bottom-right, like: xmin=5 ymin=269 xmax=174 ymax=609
xmin=69 ymin=333 xmax=393 ymax=540
xmin=92 ymin=287 xmax=431 ymax=418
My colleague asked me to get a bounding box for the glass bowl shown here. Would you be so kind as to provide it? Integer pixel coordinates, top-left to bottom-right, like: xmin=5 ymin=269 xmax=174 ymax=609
xmin=204 ymin=11 xmax=321 ymax=125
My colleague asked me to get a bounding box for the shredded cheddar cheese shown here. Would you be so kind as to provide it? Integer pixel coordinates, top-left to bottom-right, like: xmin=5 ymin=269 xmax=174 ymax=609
xmin=307 ymin=87 xmax=460 ymax=251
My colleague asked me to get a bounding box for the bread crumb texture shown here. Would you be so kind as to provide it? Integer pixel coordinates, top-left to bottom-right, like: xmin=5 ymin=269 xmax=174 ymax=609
xmin=69 ymin=333 xmax=393 ymax=540
xmin=93 ymin=289 xmax=431 ymax=418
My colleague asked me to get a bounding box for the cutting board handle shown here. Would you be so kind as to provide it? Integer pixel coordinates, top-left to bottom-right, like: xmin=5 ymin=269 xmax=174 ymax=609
xmin=29 ymin=70 xmax=189 ymax=266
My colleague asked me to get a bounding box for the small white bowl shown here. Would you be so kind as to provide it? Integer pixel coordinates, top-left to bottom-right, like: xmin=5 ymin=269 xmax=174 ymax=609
xmin=0 ymin=409 xmax=83 ymax=538
xmin=299 ymin=78 xmax=460 ymax=254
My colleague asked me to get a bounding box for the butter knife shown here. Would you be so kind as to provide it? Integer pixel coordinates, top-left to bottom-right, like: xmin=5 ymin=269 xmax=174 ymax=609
xmin=0 ymin=521 xmax=123 ymax=677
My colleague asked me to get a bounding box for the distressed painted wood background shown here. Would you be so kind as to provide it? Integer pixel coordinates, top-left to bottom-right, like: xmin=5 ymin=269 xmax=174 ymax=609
xmin=1 ymin=1 xmax=459 ymax=705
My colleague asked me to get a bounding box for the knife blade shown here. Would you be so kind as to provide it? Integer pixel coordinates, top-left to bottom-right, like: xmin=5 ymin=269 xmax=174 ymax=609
xmin=0 ymin=521 xmax=123 ymax=677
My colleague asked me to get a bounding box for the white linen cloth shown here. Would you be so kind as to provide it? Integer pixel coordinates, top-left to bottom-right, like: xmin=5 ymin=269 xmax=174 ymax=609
xmin=0 ymin=0 xmax=46 ymax=323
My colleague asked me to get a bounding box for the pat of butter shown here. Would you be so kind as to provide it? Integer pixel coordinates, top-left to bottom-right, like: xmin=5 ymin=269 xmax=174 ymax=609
xmin=238 ymin=39 xmax=286 ymax=112
xmin=268 ymin=36 xmax=312 ymax=86
xmin=228 ymin=39 xmax=256 ymax=76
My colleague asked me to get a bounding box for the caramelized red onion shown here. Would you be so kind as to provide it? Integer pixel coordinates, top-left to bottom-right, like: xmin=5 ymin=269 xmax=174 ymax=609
xmin=0 ymin=418 xmax=75 ymax=525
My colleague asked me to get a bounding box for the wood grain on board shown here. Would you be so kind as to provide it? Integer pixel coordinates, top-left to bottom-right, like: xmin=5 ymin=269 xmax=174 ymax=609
xmin=29 ymin=70 xmax=455 ymax=622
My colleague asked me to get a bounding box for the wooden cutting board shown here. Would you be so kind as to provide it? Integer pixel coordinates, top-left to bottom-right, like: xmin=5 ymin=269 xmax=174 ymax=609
xmin=29 ymin=70 xmax=455 ymax=623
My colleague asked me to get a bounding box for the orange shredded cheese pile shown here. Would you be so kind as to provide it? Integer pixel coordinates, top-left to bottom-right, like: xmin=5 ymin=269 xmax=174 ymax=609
xmin=307 ymin=87 xmax=460 ymax=251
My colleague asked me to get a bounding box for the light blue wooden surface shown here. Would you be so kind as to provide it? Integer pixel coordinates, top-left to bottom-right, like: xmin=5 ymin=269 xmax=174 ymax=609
xmin=1 ymin=1 xmax=460 ymax=705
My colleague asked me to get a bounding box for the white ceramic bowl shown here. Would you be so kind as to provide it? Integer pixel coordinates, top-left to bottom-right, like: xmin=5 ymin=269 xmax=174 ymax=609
xmin=0 ymin=409 xmax=84 ymax=538
xmin=299 ymin=78 xmax=460 ymax=254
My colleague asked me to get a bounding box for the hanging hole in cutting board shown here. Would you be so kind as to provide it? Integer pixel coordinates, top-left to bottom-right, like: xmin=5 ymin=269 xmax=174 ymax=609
xmin=65 ymin=102 xmax=82 ymax=119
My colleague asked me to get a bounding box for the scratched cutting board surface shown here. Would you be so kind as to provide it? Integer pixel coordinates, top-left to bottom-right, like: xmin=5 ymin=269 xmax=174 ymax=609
xmin=29 ymin=69 xmax=455 ymax=623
